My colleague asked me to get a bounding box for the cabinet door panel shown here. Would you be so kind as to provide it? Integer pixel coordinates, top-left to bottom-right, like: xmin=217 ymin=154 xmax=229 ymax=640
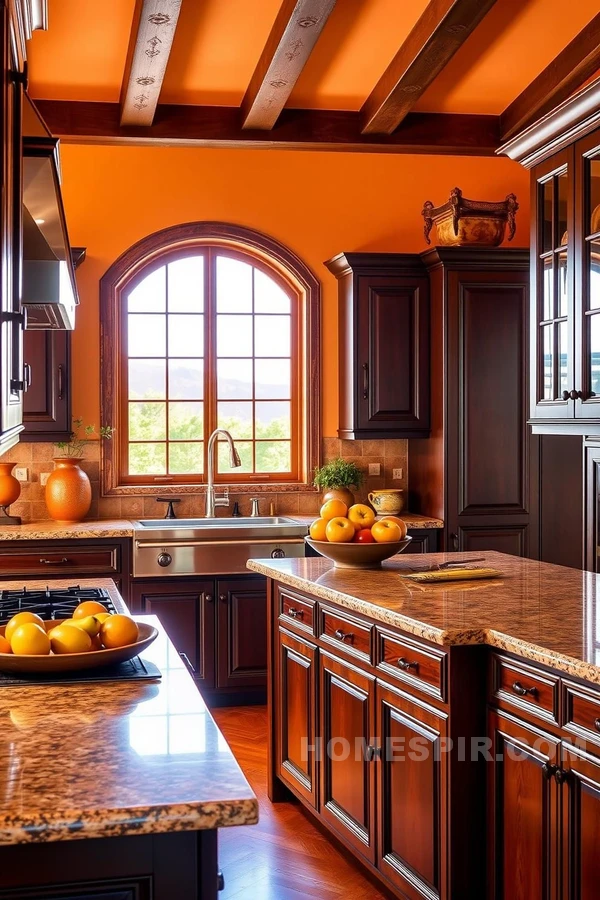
xmin=562 ymin=742 xmax=600 ymax=900
xmin=277 ymin=628 xmax=318 ymax=808
xmin=22 ymin=330 xmax=70 ymax=440
xmin=319 ymin=652 xmax=376 ymax=863
xmin=377 ymin=681 xmax=447 ymax=900
xmin=216 ymin=577 xmax=267 ymax=689
xmin=488 ymin=710 xmax=560 ymax=900
xmin=456 ymin=525 xmax=527 ymax=556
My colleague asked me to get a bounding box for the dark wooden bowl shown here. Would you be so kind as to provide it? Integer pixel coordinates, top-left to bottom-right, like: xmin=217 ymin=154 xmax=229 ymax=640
xmin=0 ymin=620 xmax=158 ymax=674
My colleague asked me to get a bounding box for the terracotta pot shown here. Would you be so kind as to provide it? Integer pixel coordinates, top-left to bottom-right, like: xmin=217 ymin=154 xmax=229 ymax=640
xmin=321 ymin=487 xmax=355 ymax=508
xmin=0 ymin=462 xmax=20 ymax=508
xmin=45 ymin=457 xmax=92 ymax=524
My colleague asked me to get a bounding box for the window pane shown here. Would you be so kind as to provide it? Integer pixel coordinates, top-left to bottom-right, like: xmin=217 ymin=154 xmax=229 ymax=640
xmin=169 ymin=442 xmax=203 ymax=474
xmin=217 ymin=315 xmax=253 ymax=356
xmin=168 ymin=314 xmax=204 ymax=357
xmin=217 ymin=401 xmax=253 ymax=439
xmin=216 ymin=256 xmax=252 ymax=312
xmin=129 ymin=359 xmax=165 ymax=399
xmin=558 ymin=252 xmax=567 ymax=317
xmin=255 ymin=315 xmax=290 ymax=357
xmin=590 ymin=158 xmax=600 ymax=237
xmin=254 ymin=268 xmax=290 ymax=313
xmin=255 ymin=401 xmax=291 ymax=439
xmin=256 ymin=441 xmax=291 ymax=473
xmin=129 ymin=402 xmax=166 ymax=440
xmin=255 ymin=359 xmax=290 ymax=399
xmin=218 ymin=359 xmax=252 ymax=399
xmin=542 ymin=324 xmax=553 ymax=400
xmin=217 ymin=440 xmax=252 ymax=473
xmin=558 ymin=172 xmax=568 ymax=246
xmin=128 ymin=314 xmax=166 ymax=357
xmin=129 ymin=443 xmax=166 ymax=475
xmin=542 ymin=257 xmax=553 ymax=321
xmin=168 ymin=257 xmax=204 ymax=312
xmin=168 ymin=359 xmax=203 ymax=399
xmin=128 ymin=267 xmax=166 ymax=312
xmin=559 ymin=321 xmax=568 ymax=399
xmin=542 ymin=179 xmax=553 ymax=253
xmin=168 ymin=401 xmax=203 ymax=440
xmin=590 ymin=314 xmax=600 ymax=397
xmin=590 ymin=242 xmax=600 ymax=310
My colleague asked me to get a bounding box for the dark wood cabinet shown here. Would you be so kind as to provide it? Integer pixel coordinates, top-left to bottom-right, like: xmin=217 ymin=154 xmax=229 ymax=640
xmin=216 ymin=577 xmax=267 ymax=689
xmin=22 ymin=329 xmax=70 ymax=439
xmin=130 ymin=579 xmax=215 ymax=689
xmin=319 ymin=650 xmax=376 ymax=863
xmin=561 ymin=742 xmax=600 ymax=900
xmin=324 ymin=253 xmax=430 ymax=439
xmin=585 ymin=441 xmax=600 ymax=572
xmin=377 ymin=680 xmax=447 ymax=900
xmin=411 ymin=248 xmax=538 ymax=557
xmin=276 ymin=627 xmax=318 ymax=808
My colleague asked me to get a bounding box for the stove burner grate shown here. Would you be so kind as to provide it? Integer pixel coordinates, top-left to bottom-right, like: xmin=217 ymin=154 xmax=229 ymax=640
xmin=0 ymin=586 xmax=117 ymax=625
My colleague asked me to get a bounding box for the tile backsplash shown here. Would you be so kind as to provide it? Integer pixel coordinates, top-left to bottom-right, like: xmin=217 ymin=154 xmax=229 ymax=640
xmin=1 ymin=437 xmax=408 ymax=522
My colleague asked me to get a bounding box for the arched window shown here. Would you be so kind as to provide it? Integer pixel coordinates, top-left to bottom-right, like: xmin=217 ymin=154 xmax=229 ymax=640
xmin=100 ymin=223 xmax=320 ymax=494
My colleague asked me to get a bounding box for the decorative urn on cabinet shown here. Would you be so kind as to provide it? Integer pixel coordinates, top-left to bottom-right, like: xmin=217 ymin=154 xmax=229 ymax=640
xmin=422 ymin=187 xmax=518 ymax=247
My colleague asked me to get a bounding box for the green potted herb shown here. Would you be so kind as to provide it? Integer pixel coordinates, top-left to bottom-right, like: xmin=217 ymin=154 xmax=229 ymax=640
xmin=313 ymin=457 xmax=363 ymax=507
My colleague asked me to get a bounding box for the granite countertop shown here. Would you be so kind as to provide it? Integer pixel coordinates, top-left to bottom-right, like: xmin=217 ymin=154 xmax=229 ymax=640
xmin=0 ymin=511 xmax=443 ymax=542
xmin=247 ymin=551 xmax=600 ymax=686
xmin=0 ymin=579 xmax=258 ymax=845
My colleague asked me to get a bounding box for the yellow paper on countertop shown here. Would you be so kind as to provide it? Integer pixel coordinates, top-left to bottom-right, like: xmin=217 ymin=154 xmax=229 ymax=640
xmin=399 ymin=567 xmax=502 ymax=583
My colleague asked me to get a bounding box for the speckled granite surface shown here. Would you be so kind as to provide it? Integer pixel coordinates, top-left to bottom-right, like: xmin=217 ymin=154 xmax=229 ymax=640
xmin=248 ymin=551 xmax=600 ymax=685
xmin=0 ymin=519 xmax=135 ymax=541
xmin=0 ymin=599 xmax=258 ymax=844
xmin=290 ymin=512 xmax=443 ymax=529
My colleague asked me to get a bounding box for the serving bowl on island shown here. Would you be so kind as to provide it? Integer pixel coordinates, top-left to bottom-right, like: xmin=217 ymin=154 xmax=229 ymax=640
xmin=0 ymin=620 xmax=158 ymax=674
xmin=305 ymin=535 xmax=412 ymax=568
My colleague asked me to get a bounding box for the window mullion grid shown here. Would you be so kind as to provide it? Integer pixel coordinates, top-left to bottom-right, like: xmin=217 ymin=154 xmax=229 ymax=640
xmin=164 ymin=264 xmax=170 ymax=476
xmin=252 ymin=267 xmax=256 ymax=474
xmin=206 ymin=248 xmax=217 ymax=480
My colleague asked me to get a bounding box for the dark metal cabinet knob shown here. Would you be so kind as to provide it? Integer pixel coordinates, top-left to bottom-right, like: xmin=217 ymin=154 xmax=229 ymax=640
xmin=594 ymin=717 xmax=600 ymax=733
xmin=542 ymin=762 xmax=557 ymax=780
xmin=397 ymin=657 xmax=418 ymax=671
xmin=219 ymin=594 xmax=227 ymax=602
xmin=204 ymin=594 xmax=213 ymax=603
xmin=334 ymin=628 xmax=353 ymax=642
xmin=554 ymin=767 xmax=568 ymax=784
xmin=562 ymin=390 xmax=570 ymax=401
xmin=511 ymin=680 xmax=538 ymax=698
xmin=157 ymin=552 xmax=172 ymax=567
xmin=287 ymin=607 xmax=303 ymax=619
xmin=450 ymin=532 xmax=459 ymax=551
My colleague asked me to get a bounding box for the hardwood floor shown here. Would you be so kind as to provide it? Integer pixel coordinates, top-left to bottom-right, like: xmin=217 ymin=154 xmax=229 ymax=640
xmin=212 ymin=705 xmax=392 ymax=900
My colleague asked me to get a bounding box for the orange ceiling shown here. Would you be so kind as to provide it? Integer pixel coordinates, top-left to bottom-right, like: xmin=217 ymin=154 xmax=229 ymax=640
xmin=27 ymin=0 xmax=600 ymax=116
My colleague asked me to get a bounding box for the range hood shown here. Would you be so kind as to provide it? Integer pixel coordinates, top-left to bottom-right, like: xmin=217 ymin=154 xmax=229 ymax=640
xmin=22 ymin=95 xmax=79 ymax=330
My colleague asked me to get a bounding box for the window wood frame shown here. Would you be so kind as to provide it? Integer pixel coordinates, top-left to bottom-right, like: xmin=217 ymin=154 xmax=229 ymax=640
xmin=100 ymin=221 xmax=320 ymax=496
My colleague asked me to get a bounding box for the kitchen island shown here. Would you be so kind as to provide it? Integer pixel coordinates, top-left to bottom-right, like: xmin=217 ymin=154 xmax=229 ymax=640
xmin=0 ymin=579 xmax=257 ymax=899
xmin=248 ymin=550 xmax=600 ymax=900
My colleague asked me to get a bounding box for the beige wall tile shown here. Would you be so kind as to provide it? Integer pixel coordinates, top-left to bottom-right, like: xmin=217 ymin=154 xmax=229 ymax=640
xmin=340 ymin=439 xmax=362 ymax=457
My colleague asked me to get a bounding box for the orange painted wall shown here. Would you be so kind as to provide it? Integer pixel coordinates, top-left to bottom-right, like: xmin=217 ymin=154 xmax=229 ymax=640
xmin=59 ymin=144 xmax=530 ymax=436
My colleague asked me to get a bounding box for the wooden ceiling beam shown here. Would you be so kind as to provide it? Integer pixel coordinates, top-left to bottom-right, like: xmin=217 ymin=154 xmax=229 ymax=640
xmin=500 ymin=13 xmax=600 ymax=144
xmin=241 ymin=0 xmax=337 ymax=130
xmin=361 ymin=0 xmax=498 ymax=135
xmin=120 ymin=0 xmax=183 ymax=127
xmin=35 ymin=99 xmax=500 ymax=156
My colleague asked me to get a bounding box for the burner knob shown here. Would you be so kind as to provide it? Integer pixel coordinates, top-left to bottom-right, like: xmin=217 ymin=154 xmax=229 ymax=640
xmin=157 ymin=552 xmax=172 ymax=568
xmin=271 ymin=548 xmax=285 ymax=559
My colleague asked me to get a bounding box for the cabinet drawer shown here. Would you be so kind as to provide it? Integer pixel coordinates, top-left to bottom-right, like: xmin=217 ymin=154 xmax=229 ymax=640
xmin=490 ymin=654 xmax=559 ymax=725
xmin=0 ymin=545 xmax=120 ymax=577
xmin=319 ymin=606 xmax=372 ymax=663
xmin=375 ymin=629 xmax=447 ymax=702
xmin=278 ymin=588 xmax=314 ymax=633
xmin=563 ymin=680 xmax=600 ymax=746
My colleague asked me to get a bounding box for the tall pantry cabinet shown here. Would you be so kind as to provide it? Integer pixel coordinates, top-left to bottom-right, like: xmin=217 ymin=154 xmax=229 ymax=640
xmin=410 ymin=248 xmax=539 ymax=557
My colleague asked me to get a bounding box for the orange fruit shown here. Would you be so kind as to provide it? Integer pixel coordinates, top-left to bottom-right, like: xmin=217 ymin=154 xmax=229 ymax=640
xmin=100 ymin=615 xmax=139 ymax=649
xmin=11 ymin=623 xmax=51 ymax=656
xmin=5 ymin=612 xmax=45 ymax=644
xmin=320 ymin=499 xmax=348 ymax=521
xmin=379 ymin=516 xmax=408 ymax=540
xmin=48 ymin=624 xmax=92 ymax=655
xmin=0 ymin=635 xmax=12 ymax=654
xmin=309 ymin=517 xmax=328 ymax=541
xmin=371 ymin=520 xmax=402 ymax=543
xmin=325 ymin=516 xmax=355 ymax=543
xmin=73 ymin=601 xmax=108 ymax=619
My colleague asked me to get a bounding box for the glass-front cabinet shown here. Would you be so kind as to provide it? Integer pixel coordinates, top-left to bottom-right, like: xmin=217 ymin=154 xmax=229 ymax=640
xmin=530 ymin=126 xmax=600 ymax=431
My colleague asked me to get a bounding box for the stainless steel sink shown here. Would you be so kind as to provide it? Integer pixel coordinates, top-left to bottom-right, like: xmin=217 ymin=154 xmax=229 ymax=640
xmin=133 ymin=516 xmax=308 ymax=577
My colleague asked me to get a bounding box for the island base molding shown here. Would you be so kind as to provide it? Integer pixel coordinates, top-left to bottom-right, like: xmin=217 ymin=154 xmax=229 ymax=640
xmin=0 ymin=830 xmax=220 ymax=900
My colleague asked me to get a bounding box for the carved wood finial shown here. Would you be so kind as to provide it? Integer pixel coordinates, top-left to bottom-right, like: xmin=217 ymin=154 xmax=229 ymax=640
xmin=422 ymin=201 xmax=435 ymax=245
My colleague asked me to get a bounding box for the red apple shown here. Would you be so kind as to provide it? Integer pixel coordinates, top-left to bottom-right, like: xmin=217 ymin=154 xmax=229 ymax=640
xmin=354 ymin=528 xmax=375 ymax=543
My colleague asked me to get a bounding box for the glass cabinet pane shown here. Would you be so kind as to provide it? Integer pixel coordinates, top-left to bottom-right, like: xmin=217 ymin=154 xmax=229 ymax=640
xmin=542 ymin=325 xmax=553 ymax=399
xmin=542 ymin=257 xmax=553 ymax=320
xmin=542 ymin=180 xmax=554 ymax=252
xmin=558 ymin=172 xmax=569 ymax=245
xmin=559 ymin=321 xmax=568 ymax=397
xmin=558 ymin=253 xmax=568 ymax=317
xmin=590 ymin=242 xmax=600 ymax=310
xmin=590 ymin=158 xmax=600 ymax=237
xmin=590 ymin=313 xmax=600 ymax=397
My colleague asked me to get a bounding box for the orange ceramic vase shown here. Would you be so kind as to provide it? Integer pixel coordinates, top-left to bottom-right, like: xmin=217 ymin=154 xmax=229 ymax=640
xmin=0 ymin=462 xmax=20 ymax=508
xmin=45 ymin=457 xmax=92 ymax=524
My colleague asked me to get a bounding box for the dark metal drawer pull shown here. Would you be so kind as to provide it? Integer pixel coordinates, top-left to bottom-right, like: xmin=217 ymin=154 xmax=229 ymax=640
xmin=287 ymin=607 xmax=303 ymax=619
xmin=512 ymin=680 xmax=538 ymax=698
xmin=554 ymin=767 xmax=568 ymax=784
xmin=334 ymin=628 xmax=353 ymax=643
xmin=594 ymin=718 xmax=600 ymax=733
xmin=397 ymin=657 xmax=418 ymax=671
xmin=365 ymin=745 xmax=379 ymax=762
xmin=542 ymin=762 xmax=557 ymax=780
xmin=39 ymin=557 xmax=69 ymax=565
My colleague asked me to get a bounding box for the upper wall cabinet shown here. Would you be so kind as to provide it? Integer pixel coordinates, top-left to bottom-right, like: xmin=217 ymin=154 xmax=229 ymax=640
xmin=324 ymin=253 xmax=430 ymax=440
xmin=502 ymin=77 xmax=600 ymax=435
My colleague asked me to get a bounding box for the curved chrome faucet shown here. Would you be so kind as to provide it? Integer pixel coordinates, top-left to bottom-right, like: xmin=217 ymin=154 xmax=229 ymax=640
xmin=205 ymin=429 xmax=241 ymax=518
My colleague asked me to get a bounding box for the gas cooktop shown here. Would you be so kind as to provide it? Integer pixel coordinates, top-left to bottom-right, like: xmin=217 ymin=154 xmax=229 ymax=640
xmin=0 ymin=586 xmax=117 ymax=626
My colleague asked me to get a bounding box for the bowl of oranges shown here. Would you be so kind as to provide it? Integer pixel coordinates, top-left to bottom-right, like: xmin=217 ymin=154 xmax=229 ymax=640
xmin=306 ymin=499 xmax=412 ymax=568
xmin=0 ymin=600 xmax=158 ymax=674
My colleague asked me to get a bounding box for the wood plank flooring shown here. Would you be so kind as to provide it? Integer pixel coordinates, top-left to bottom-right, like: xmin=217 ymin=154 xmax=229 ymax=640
xmin=212 ymin=705 xmax=391 ymax=900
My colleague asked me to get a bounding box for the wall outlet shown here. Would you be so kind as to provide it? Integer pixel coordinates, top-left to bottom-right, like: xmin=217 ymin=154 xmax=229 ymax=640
xmin=40 ymin=472 xmax=51 ymax=486
xmin=368 ymin=463 xmax=381 ymax=476
xmin=393 ymin=468 xmax=403 ymax=480
xmin=14 ymin=467 xmax=28 ymax=482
